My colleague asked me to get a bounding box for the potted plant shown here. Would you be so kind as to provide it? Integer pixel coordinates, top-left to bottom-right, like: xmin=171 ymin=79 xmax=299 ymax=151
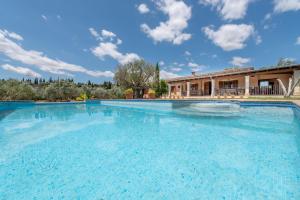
xmin=148 ymin=89 xmax=156 ymax=99
xmin=124 ymin=88 xmax=134 ymax=99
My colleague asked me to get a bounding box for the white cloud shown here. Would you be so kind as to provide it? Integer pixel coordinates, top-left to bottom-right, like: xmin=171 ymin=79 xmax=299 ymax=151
xmin=160 ymin=70 xmax=180 ymax=79
xmin=89 ymin=28 xmax=100 ymax=38
xmin=199 ymin=0 xmax=251 ymax=20
xmin=89 ymin=28 xmax=122 ymax=43
xmin=230 ymin=56 xmax=251 ymax=66
xmin=141 ymin=0 xmax=192 ymax=45
xmin=264 ymin=13 xmax=272 ymax=20
xmin=89 ymin=28 xmax=100 ymax=39
xmin=41 ymin=15 xmax=48 ymax=21
xmin=255 ymin=34 xmax=262 ymax=45
xmin=92 ymin=42 xmax=140 ymax=65
xmin=138 ymin=3 xmax=150 ymax=14
xmin=173 ymin=62 xmax=185 ymax=67
xmin=0 ymin=29 xmax=23 ymax=41
xmin=117 ymin=38 xmax=122 ymax=45
xmin=296 ymin=36 xmax=300 ymax=45
xmin=101 ymin=29 xmax=116 ymax=39
xmin=171 ymin=67 xmax=182 ymax=72
xmin=90 ymin=28 xmax=140 ymax=64
xmin=159 ymin=61 xmax=165 ymax=66
xmin=57 ymin=15 xmax=62 ymax=20
xmin=274 ymin=0 xmax=300 ymax=13
xmin=2 ymin=64 xmax=42 ymax=78
xmin=184 ymin=50 xmax=191 ymax=56
xmin=202 ymin=24 xmax=256 ymax=51
xmin=188 ymin=62 xmax=200 ymax=68
xmin=89 ymin=28 xmax=117 ymax=41
xmin=188 ymin=62 xmax=204 ymax=72
xmin=0 ymin=29 xmax=114 ymax=77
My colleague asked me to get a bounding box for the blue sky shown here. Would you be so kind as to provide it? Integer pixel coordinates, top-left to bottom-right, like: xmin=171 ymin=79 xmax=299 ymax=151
xmin=0 ymin=0 xmax=300 ymax=82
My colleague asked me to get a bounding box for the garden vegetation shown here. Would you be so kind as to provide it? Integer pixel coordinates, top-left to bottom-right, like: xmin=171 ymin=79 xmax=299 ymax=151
xmin=0 ymin=60 xmax=168 ymax=101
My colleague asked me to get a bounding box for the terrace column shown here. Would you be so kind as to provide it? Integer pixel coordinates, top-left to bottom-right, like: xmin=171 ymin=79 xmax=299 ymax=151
xmin=292 ymin=70 xmax=300 ymax=96
xmin=168 ymin=84 xmax=171 ymax=97
xmin=178 ymin=84 xmax=182 ymax=96
xmin=211 ymin=78 xmax=215 ymax=97
xmin=277 ymin=79 xmax=287 ymax=96
xmin=245 ymin=75 xmax=250 ymax=96
xmin=187 ymin=82 xmax=190 ymax=97
xmin=287 ymin=77 xmax=293 ymax=96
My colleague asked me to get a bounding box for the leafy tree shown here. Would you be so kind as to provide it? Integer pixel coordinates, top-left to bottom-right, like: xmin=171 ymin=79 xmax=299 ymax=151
xmin=16 ymin=84 xmax=35 ymax=100
xmin=277 ymin=58 xmax=296 ymax=67
xmin=44 ymin=81 xmax=80 ymax=101
xmin=0 ymin=79 xmax=35 ymax=100
xmin=44 ymin=83 xmax=61 ymax=101
xmin=159 ymin=80 xmax=168 ymax=95
xmin=114 ymin=60 xmax=156 ymax=98
xmin=92 ymin=88 xmax=110 ymax=99
xmin=109 ymin=85 xmax=124 ymax=99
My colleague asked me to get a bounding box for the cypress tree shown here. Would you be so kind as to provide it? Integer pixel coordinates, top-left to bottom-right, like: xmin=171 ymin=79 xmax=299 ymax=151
xmin=154 ymin=62 xmax=161 ymax=97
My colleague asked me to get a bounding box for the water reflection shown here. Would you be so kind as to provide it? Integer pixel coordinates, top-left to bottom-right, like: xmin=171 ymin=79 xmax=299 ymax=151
xmin=0 ymin=109 xmax=16 ymax=121
xmin=0 ymin=104 xmax=165 ymax=163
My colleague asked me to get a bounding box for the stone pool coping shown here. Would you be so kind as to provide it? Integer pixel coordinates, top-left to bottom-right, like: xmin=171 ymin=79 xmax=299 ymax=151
xmin=1 ymin=99 xmax=300 ymax=108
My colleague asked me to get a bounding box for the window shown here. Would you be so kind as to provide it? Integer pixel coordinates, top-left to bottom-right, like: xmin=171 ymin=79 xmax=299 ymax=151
xmin=259 ymin=81 xmax=269 ymax=87
xmin=219 ymin=80 xmax=238 ymax=89
xmin=259 ymin=80 xmax=275 ymax=88
xmin=191 ymin=83 xmax=198 ymax=91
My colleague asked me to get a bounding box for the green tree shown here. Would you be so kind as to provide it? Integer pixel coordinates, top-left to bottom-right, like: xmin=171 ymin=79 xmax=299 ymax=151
xmin=102 ymin=81 xmax=112 ymax=89
xmin=277 ymin=58 xmax=296 ymax=67
xmin=159 ymin=80 xmax=168 ymax=96
xmin=154 ymin=62 xmax=160 ymax=97
xmin=91 ymin=87 xmax=110 ymax=99
xmin=0 ymin=79 xmax=35 ymax=100
xmin=114 ymin=60 xmax=156 ymax=98
xmin=44 ymin=81 xmax=80 ymax=101
xmin=109 ymin=85 xmax=124 ymax=99
xmin=0 ymin=78 xmax=124 ymax=101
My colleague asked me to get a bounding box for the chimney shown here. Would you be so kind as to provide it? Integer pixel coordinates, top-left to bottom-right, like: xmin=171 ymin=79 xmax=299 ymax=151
xmin=191 ymin=71 xmax=196 ymax=76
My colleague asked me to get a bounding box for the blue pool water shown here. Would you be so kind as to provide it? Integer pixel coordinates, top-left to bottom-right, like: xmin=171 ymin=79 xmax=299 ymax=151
xmin=0 ymin=101 xmax=300 ymax=199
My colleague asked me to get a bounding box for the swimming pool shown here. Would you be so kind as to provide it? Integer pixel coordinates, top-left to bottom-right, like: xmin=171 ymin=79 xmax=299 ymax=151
xmin=0 ymin=101 xmax=300 ymax=199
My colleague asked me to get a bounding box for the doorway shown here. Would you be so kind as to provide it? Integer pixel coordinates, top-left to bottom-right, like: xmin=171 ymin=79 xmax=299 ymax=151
xmin=204 ymin=81 xmax=212 ymax=95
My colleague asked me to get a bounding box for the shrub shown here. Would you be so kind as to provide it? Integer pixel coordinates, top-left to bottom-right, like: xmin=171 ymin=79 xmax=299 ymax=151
xmin=0 ymin=79 xmax=126 ymax=101
xmin=0 ymin=80 xmax=35 ymax=100
xmin=148 ymin=88 xmax=156 ymax=99
xmin=16 ymin=84 xmax=35 ymax=100
xmin=44 ymin=84 xmax=61 ymax=101
xmin=148 ymin=89 xmax=155 ymax=95
xmin=91 ymin=88 xmax=110 ymax=99
xmin=124 ymin=88 xmax=133 ymax=95
xmin=109 ymin=86 xmax=124 ymax=99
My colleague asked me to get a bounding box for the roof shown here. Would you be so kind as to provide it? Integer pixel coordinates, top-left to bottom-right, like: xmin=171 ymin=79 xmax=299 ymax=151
xmin=166 ymin=64 xmax=300 ymax=83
